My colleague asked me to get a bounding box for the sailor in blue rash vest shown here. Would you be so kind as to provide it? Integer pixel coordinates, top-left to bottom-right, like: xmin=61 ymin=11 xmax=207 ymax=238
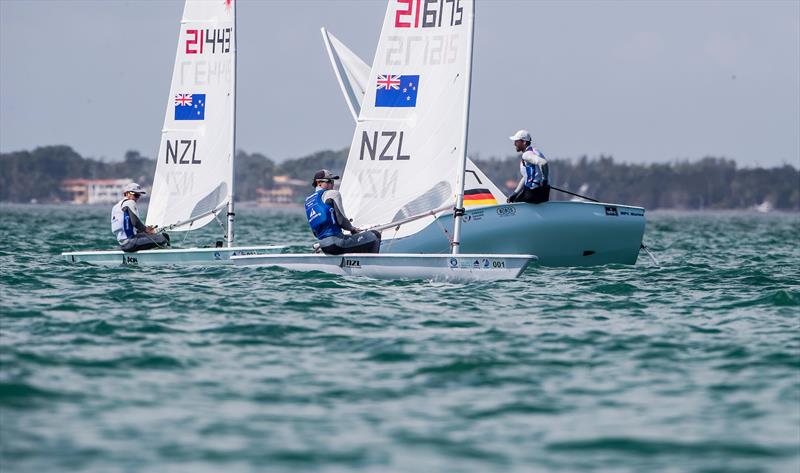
xmin=507 ymin=129 xmax=550 ymax=204
xmin=110 ymin=183 xmax=170 ymax=252
xmin=305 ymin=169 xmax=381 ymax=255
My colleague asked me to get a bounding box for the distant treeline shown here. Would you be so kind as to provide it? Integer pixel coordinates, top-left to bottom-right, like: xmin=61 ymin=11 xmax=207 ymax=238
xmin=0 ymin=146 xmax=349 ymax=204
xmin=475 ymin=155 xmax=800 ymax=210
xmin=1 ymin=145 xmax=798 ymax=210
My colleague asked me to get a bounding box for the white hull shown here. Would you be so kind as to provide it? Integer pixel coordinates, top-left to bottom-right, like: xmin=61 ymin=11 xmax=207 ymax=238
xmin=380 ymin=201 xmax=646 ymax=267
xmin=61 ymin=245 xmax=284 ymax=266
xmin=231 ymin=253 xmax=536 ymax=282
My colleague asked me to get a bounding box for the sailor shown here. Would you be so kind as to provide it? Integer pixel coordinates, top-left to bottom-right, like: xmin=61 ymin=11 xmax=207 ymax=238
xmin=305 ymin=169 xmax=381 ymax=255
xmin=507 ymin=129 xmax=550 ymax=204
xmin=110 ymin=183 xmax=170 ymax=252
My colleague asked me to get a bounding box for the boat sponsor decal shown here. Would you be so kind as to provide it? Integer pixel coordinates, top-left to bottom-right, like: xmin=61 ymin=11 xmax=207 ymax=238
xmin=174 ymin=94 xmax=206 ymax=121
xmin=213 ymin=251 xmax=222 ymax=260
xmin=462 ymin=209 xmax=484 ymax=223
xmin=185 ymin=28 xmax=232 ymax=55
xmin=359 ymin=131 xmax=411 ymax=161
xmin=463 ymin=189 xmax=497 ymax=207
xmin=619 ymin=209 xmax=644 ymax=217
xmin=496 ymin=206 xmax=516 ymax=217
xmin=123 ymin=255 xmax=139 ymax=265
xmin=340 ymin=258 xmax=361 ymax=269
xmin=234 ymin=250 xmax=263 ymax=256
xmin=164 ymin=139 xmax=200 ymax=165
xmin=605 ymin=206 xmax=618 ymax=216
xmin=447 ymin=257 xmax=505 ymax=270
xmin=394 ymin=0 xmax=464 ymax=28
xmin=375 ymin=75 xmax=419 ymax=108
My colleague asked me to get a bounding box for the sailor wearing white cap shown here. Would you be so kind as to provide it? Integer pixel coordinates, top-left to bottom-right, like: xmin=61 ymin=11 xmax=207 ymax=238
xmin=507 ymin=129 xmax=550 ymax=204
xmin=110 ymin=182 xmax=170 ymax=252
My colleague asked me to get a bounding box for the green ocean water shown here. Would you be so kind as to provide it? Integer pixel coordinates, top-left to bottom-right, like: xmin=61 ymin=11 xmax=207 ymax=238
xmin=1 ymin=204 xmax=798 ymax=472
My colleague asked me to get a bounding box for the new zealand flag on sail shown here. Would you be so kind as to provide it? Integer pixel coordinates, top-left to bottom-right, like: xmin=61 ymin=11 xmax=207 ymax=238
xmin=174 ymin=93 xmax=206 ymax=120
xmin=375 ymin=75 xmax=419 ymax=107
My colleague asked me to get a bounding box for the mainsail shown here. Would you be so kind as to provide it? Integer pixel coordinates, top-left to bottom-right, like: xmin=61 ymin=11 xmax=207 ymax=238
xmin=338 ymin=0 xmax=498 ymax=238
xmin=322 ymin=24 xmax=505 ymax=218
xmin=147 ymin=0 xmax=236 ymax=231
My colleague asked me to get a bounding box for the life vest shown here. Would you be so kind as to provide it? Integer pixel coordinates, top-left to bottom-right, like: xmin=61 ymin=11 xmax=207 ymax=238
xmin=305 ymin=190 xmax=342 ymax=239
xmin=110 ymin=199 xmax=136 ymax=243
xmin=520 ymin=145 xmax=549 ymax=190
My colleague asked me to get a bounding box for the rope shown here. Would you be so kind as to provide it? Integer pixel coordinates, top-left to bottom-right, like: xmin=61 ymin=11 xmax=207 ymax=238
xmin=550 ymin=186 xmax=600 ymax=202
xmin=380 ymin=213 xmax=452 ymax=251
xmin=433 ymin=216 xmax=453 ymax=244
xmin=640 ymin=243 xmax=660 ymax=267
xmin=141 ymin=231 xmax=170 ymax=249
xmin=213 ymin=211 xmax=228 ymax=243
xmin=384 ymin=225 xmax=400 ymax=252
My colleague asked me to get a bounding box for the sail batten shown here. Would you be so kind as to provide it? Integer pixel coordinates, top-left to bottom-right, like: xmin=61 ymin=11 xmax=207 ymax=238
xmin=146 ymin=0 xmax=236 ymax=232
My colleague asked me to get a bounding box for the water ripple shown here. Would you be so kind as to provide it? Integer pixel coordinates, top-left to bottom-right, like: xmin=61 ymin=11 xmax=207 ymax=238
xmin=0 ymin=206 xmax=798 ymax=472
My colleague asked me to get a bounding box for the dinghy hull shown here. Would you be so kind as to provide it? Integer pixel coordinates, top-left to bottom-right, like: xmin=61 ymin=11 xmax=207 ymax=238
xmin=231 ymin=253 xmax=536 ymax=282
xmin=61 ymin=245 xmax=285 ymax=266
xmin=380 ymin=201 xmax=645 ymax=267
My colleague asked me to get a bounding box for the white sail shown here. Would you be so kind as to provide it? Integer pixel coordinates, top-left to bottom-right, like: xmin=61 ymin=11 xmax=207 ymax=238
xmin=147 ymin=0 xmax=236 ymax=231
xmin=337 ymin=1 xmax=500 ymax=238
xmin=321 ymin=28 xmax=371 ymax=121
xmin=322 ymin=25 xmax=506 ymax=212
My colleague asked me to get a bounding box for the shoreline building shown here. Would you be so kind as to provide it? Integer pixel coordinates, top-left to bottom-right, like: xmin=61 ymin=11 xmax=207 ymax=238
xmin=60 ymin=179 xmax=135 ymax=204
xmin=256 ymin=175 xmax=307 ymax=205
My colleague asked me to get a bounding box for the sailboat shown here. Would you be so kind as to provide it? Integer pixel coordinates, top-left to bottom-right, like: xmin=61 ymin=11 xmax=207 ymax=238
xmin=320 ymin=4 xmax=646 ymax=267
xmin=62 ymin=0 xmax=283 ymax=266
xmin=320 ymin=28 xmax=507 ymax=208
xmin=232 ymin=0 xmax=536 ymax=281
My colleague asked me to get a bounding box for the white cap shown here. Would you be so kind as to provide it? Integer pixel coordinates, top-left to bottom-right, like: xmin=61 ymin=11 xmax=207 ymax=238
xmin=123 ymin=182 xmax=147 ymax=194
xmin=509 ymin=129 xmax=532 ymax=142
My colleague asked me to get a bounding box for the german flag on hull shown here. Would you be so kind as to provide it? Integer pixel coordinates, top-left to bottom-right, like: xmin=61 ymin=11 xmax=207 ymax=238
xmin=463 ymin=188 xmax=498 ymax=207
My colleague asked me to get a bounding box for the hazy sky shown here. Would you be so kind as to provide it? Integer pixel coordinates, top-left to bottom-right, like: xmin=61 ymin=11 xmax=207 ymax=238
xmin=1 ymin=0 xmax=798 ymax=167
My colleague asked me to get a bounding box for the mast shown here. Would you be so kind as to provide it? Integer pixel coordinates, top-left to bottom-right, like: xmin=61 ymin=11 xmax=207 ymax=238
xmin=226 ymin=0 xmax=237 ymax=247
xmin=450 ymin=0 xmax=476 ymax=255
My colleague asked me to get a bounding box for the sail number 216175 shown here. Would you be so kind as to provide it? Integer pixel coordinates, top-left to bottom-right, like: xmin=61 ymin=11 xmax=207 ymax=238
xmin=395 ymin=0 xmax=464 ymax=28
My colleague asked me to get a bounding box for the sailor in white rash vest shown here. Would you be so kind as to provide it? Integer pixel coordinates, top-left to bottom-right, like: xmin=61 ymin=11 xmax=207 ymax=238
xmin=110 ymin=183 xmax=170 ymax=252
xmin=507 ymin=129 xmax=551 ymax=204
xmin=304 ymin=169 xmax=381 ymax=255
